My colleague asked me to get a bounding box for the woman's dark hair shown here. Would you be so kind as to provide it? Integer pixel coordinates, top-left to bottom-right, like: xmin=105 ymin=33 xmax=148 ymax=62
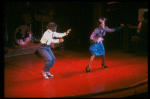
xmin=97 ymin=21 xmax=103 ymax=26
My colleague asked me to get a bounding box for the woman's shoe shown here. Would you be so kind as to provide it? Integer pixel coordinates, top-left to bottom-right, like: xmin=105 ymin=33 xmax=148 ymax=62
xmin=102 ymin=63 xmax=108 ymax=69
xmin=86 ymin=66 xmax=91 ymax=73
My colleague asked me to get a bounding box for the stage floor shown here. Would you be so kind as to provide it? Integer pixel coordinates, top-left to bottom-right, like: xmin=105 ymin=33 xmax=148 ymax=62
xmin=4 ymin=49 xmax=148 ymax=98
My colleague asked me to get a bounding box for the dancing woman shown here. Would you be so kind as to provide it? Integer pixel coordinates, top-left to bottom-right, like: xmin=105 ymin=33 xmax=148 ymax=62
xmin=86 ymin=17 xmax=124 ymax=73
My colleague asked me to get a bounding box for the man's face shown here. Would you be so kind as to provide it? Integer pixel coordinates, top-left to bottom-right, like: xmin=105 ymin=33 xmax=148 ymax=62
xmin=55 ymin=27 xmax=57 ymax=31
xmin=53 ymin=26 xmax=57 ymax=32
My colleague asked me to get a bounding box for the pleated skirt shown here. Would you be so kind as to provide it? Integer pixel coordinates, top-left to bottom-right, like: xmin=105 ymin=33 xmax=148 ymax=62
xmin=89 ymin=43 xmax=105 ymax=56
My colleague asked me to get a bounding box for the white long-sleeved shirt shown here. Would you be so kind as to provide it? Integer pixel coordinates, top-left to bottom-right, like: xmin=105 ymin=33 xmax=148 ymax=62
xmin=40 ymin=29 xmax=67 ymax=45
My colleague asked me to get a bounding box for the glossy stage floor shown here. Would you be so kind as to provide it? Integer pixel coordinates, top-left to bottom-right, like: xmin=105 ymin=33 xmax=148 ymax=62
xmin=4 ymin=49 xmax=148 ymax=98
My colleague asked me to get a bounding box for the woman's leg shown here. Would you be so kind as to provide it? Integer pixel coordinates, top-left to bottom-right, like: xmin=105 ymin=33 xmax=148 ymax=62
xmin=101 ymin=54 xmax=108 ymax=68
xmin=86 ymin=54 xmax=95 ymax=73
xmin=88 ymin=54 xmax=95 ymax=66
xmin=101 ymin=54 xmax=105 ymax=65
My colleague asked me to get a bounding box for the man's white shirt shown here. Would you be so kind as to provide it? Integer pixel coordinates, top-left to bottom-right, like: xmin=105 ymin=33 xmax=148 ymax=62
xmin=40 ymin=29 xmax=67 ymax=45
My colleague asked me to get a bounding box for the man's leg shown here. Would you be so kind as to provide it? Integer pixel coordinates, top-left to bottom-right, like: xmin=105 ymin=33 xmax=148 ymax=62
xmin=38 ymin=47 xmax=55 ymax=79
xmin=45 ymin=48 xmax=55 ymax=77
xmin=38 ymin=48 xmax=53 ymax=72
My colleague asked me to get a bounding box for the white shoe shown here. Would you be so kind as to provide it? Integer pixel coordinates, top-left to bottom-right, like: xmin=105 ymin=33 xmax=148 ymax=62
xmin=42 ymin=71 xmax=49 ymax=79
xmin=46 ymin=72 xmax=54 ymax=77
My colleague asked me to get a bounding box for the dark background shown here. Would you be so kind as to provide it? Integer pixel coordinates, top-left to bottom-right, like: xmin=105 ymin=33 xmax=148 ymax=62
xmin=3 ymin=2 xmax=148 ymax=51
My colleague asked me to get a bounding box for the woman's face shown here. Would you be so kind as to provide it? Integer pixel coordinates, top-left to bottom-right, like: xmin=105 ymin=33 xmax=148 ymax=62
xmin=99 ymin=22 xmax=105 ymax=29
xmin=99 ymin=18 xmax=106 ymax=29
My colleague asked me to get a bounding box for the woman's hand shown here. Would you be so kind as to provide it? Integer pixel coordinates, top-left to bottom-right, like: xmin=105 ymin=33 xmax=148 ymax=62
xmin=120 ymin=24 xmax=124 ymax=27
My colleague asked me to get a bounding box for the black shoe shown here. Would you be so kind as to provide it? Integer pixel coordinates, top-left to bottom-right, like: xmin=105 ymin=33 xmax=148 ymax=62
xmin=86 ymin=66 xmax=91 ymax=73
xmin=102 ymin=63 xmax=108 ymax=69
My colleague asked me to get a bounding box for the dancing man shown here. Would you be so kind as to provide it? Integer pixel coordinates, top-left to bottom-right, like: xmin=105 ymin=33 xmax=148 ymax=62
xmin=86 ymin=17 xmax=124 ymax=73
xmin=38 ymin=22 xmax=71 ymax=79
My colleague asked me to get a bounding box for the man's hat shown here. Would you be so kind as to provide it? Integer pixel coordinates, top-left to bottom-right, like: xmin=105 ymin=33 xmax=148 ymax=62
xmin=47 ymin=22 xmax=57 ymax=28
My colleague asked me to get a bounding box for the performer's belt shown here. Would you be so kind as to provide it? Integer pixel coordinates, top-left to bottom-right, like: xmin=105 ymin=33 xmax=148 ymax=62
xmin=39 ymin=42 xmax=47 ymax=46
xmin=96 ymin=42 xmax=102 ymax=44
xmin=90 ymin=40 xmax=102 ymax=45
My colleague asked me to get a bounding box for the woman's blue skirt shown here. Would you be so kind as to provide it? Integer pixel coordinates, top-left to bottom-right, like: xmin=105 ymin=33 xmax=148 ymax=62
xmin=89 ymin=43 xmax=105 ymax=56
